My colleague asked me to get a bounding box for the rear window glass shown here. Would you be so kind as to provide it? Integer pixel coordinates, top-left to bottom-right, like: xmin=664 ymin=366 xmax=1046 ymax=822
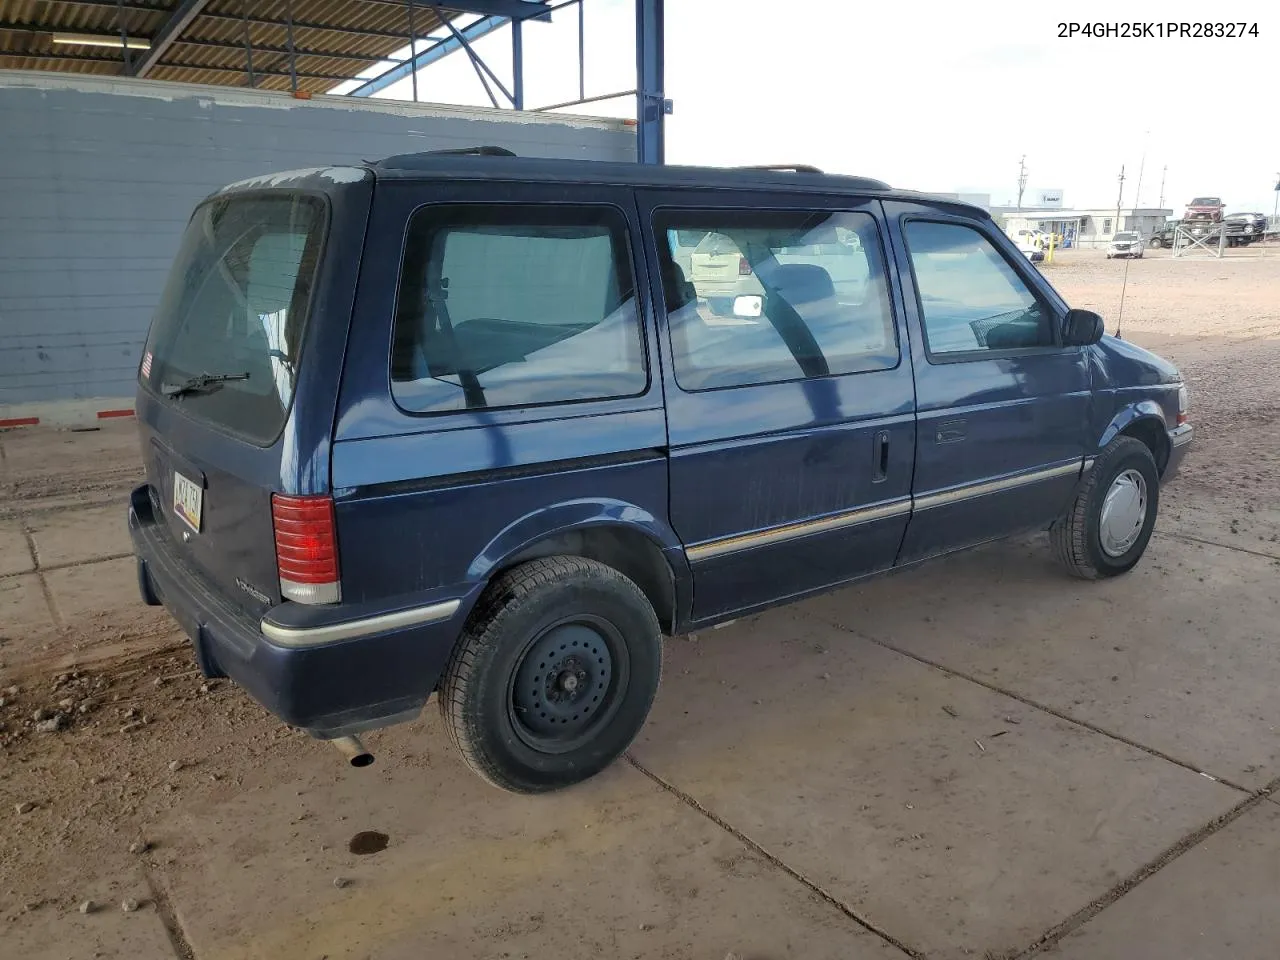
xmin=390 ymin=204 xmax=647 ymax=414
xmin=140 ymin=194 xmax=324 ymax=445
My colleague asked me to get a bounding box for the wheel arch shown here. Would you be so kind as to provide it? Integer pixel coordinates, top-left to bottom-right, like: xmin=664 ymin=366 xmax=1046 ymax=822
xmin=467 ymin=501 xmax=692 ymax=634
xmin=1098 ymin=403 xmax=1170 ymax=474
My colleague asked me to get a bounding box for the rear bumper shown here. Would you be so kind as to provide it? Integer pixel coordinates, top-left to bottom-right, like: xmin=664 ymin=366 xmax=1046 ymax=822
xmin=127 ymin=484 xmax=470 ymax=738
xmin=693 ymin=278 xmax=748 ymax=297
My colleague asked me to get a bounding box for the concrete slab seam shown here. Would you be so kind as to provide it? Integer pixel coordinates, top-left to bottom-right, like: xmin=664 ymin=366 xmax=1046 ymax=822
xmin=1 ymin=492 xmax=135 ymax=523
xmin=1010 ymin=777 xmax=1280 ymax=959
xmin=802 ymin=611 xmax=1254 ymax=795
xmin=19 ymin=515 xmax=62 ymax=629
xmin=143 ymin=864 xmax=197 ymax=960
xmin=1154 ymin=529 xmax=1280 ymax=563
xmin=624 ymin=754 xmax=923 ymax=959
xmin=0 ymin=551 xmax=135 ymax=582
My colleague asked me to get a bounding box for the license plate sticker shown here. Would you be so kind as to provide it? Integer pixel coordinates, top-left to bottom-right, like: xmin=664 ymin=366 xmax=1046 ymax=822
xmin=172 ymin=471 xmax=203 ymax=533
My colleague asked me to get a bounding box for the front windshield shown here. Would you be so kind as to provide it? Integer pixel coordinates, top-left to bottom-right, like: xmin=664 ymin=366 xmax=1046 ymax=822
xmin=1114 ymin=233 xmax=1139 ymax=240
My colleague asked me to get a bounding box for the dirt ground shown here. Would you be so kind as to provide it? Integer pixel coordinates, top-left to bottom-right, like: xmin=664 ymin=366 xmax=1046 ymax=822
xmin=1 ymin=246 xmax=1278 ymax=960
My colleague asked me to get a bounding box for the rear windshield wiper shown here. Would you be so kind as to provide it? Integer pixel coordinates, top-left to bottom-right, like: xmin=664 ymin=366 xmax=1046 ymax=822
xmin=163 ymin=372 xmax=249 ymax=398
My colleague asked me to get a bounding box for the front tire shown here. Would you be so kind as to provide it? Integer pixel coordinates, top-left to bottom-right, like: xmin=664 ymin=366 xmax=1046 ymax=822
xmin=1050 ymin=436 xmax=1160 ymax=580
xmin=439 ymin=557 xmax=662 ymax=794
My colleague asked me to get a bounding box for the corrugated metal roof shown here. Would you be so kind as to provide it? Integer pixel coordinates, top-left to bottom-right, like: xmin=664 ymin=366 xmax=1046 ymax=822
xmin=0 ymin=0 xmax=527 ymax=94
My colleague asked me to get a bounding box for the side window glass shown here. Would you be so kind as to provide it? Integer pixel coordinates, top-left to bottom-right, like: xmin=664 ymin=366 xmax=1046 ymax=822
xmin=653 ymin=209 xmax=898 ymax=391
xmin=390 ymin=205 xmax=647 ymax=414
xmin=903 ymin=221 xmax=1054 ymax=356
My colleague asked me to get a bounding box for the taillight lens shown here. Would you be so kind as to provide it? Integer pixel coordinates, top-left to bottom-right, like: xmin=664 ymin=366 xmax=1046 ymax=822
xmin=271 ymin=494 xmax=341 ymax=604
xmin=738 ymin=256 xmax=751 ymax=276
xmin=1176 ymin=384 xmax=1189 ymax=426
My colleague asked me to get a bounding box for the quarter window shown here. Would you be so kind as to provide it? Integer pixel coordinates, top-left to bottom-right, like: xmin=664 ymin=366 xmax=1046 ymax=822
xmin=654 ymin=210 xmax=897 ymax=391
xmin=390 ymin=205 xmax=646 ymax=414
xmin=904 ymin=221 xmax=1055 ymax=356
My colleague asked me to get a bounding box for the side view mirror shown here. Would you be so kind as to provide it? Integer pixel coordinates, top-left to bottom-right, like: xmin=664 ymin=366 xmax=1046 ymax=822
xmin=1063 ymin=308 xmax=1105 ymax=346
xmin=732 ymin=294 xmax=764 ymax=319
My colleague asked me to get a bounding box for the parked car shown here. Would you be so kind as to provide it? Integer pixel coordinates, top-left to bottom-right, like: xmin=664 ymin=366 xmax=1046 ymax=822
xmin=128 ymin=150 xmax=1194 ymax=795
xmin=1106 ymin=231 xmax=1145 ymax=259
xmin=1010 ymin=228 xmax=1046 ymax=249
xmin=1224 ymin=212 xmax=1266 ymax=245
xmin=691 ymin=230 xmax=872 ymax=314
xmin=1012 ymin=234 xmax=1045 ymax=262
xmin=1184 ymin=197 xmax=1225 ymax=222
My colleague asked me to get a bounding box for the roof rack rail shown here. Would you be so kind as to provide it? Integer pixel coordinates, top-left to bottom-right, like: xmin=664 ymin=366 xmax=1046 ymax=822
xmin=736 ymin=164 xmax=824 ymax=174
xmin=423 ymin=146 xmax=518 ymax=157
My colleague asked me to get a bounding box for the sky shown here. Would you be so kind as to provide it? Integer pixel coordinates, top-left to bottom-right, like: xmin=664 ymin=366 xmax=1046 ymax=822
xmin=330 ymin=0 xmax=1280 ymax=215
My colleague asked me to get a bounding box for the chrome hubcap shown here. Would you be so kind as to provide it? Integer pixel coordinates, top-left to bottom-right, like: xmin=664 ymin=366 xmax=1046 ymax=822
xmin=1099 ymin=468 xmax=1148 ymax=558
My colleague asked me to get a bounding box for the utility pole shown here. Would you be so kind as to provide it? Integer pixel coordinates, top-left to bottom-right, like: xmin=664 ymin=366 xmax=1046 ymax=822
xmin=1273 ymin=172 xmax=1280 ymax=227
xmin=1114 ymin=164 xmax=1125 ymax=234
xmin=1017 ymin=155 xmax=1028 ymax=211
xmin=1157 ymin=165 xmax=1167 ymax=209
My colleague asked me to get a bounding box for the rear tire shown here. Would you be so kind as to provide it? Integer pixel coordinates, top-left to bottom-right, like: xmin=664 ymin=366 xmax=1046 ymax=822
xmin=1149 ymin=237 xmax=1162 ymax=249
xmin=438 ymin=557 xmax=662 ymax=794
xmin=1050 ymin=437 xmax=1160 ymax=580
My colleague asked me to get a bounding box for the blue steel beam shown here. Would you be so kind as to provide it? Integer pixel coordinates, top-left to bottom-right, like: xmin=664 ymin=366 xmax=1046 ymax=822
xmin=511 ymin=18 xmax=524 ymax=109
xmin=349 ymin=13 xmax=518 ymax=97
xmin=131 ymin=0 xmax=212 ymax=78
xmin=411 ymin=0 xmax=551 ymax=21
xmin=635 ymin=0 xmax=665 ymax=164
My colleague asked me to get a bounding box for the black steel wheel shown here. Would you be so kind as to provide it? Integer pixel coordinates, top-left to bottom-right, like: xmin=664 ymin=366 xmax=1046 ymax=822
xmin=439 ymin=556 xmax=662 ymax=794
xmin=507 ymin=615 xmax=627 ymax=754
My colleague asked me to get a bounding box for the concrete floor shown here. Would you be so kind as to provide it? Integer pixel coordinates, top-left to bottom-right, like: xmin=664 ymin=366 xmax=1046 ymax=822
xmin=2 ymin=251 xmax=1279 ymax=960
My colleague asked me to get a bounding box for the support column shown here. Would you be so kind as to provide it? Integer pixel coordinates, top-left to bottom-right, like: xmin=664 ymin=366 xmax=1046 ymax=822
xmin=635 ymin=0 xmax=666 ymax=165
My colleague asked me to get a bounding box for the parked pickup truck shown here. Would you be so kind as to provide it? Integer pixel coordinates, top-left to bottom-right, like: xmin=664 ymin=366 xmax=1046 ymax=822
xmin=127 ymin=150 xmax=1194 ymax=795
xmin=1183 ymin=197 xmax=1225 ymax=222
xmin=1224 ymin=212 xmax=1267 ymax=245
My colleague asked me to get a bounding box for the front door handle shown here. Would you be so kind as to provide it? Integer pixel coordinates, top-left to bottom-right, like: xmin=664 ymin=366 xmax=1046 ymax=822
xmin=872 ymin=430 xmax=890 ymax=483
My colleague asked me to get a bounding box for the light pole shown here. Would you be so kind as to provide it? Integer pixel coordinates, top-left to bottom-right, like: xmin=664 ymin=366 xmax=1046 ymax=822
xmin=1134 ymin=129 xmax=1149 ymax=207
xmin=1114 ymin=164 xmax=1125 ymax=235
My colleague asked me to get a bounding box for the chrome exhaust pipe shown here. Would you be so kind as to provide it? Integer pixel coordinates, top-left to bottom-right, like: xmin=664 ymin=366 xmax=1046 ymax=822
xmin=329 ymin=735 xmax=375 ymax=768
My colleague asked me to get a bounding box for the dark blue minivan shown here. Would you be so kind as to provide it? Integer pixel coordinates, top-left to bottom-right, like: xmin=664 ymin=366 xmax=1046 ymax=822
xmin=128 ymin=150 xmax=1192 ymax=793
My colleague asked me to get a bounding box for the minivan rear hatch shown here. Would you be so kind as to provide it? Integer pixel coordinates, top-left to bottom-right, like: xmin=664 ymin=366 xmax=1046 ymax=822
xmin=136 ymin=190 xmax=327 ymax=612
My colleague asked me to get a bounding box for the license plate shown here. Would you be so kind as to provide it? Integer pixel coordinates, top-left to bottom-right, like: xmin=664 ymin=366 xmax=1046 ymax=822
xmin=172 ymin=471 xmax=203 ymax=533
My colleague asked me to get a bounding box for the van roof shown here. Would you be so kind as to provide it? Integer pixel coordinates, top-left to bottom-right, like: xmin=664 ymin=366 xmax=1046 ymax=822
xmin=372 ymin=151 xmax=991 ymax=217
xmin=212 ymin=150 xmax=992 ymax=220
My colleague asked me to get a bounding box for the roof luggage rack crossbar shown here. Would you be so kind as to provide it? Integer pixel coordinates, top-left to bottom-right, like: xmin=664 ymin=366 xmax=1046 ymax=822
xmin=736 ymin=164 xmax=824 ymax=174
xmin=422 ymin=146 xmax=518 ymax=157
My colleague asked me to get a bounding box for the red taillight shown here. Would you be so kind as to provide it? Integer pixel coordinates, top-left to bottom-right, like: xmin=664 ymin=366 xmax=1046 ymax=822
xmin=271 ymin=493 xmax=340 ymax=604
xmin=738 ymin=256 xmax=751 ymax=276
xmin=1177 ymin=413 xmax=1189 ymax=425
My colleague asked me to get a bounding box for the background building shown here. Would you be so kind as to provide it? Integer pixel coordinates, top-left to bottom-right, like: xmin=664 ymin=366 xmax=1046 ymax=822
xmin=1001 ymin=208 xmax=1173 ymax=248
